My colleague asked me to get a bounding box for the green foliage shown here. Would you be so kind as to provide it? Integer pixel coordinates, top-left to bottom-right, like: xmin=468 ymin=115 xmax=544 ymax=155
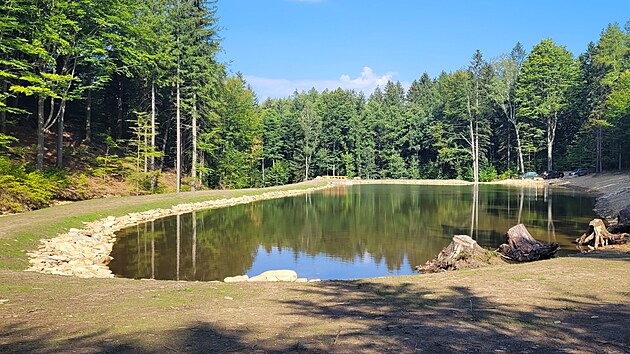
xmin=479 ymin=165 xmax=498 ymax=182
xmin=0 ymin=156 xmax=71 ymax=213
xmin=265 ymin=161 xmax=291 ymax=187
xmin=497 ymin=168 xmax=517 ymax=180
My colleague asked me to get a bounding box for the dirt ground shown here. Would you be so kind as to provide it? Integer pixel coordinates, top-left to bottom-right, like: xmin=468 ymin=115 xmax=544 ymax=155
xmin=1 ymin=176 xmax=629 ymax=353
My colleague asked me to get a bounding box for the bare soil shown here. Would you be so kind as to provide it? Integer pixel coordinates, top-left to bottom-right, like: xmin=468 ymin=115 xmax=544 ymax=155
xmin=1 ymin=176 xmax=629 ymax=353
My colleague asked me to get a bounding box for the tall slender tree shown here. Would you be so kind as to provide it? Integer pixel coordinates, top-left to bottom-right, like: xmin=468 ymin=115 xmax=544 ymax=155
xmin=517 ymin=38 xmax=579 ymax=171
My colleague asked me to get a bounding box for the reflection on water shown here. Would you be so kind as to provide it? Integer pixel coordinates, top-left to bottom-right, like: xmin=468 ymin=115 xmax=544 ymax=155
xmin=109 ymin=184 xmax=596 ymax=281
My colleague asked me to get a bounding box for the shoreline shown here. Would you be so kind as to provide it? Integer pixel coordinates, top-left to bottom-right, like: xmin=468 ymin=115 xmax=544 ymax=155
xmin=25 ymin=183 xmax=334 ymax=278
xmin=23 ymin=173 xmax=630 ymax=279
xmin=547 ymin=172 xmax=630 ymax=221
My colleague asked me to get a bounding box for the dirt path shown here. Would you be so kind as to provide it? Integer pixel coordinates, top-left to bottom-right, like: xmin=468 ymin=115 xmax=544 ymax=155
xmin=1 ymin=176 xmax=629 ymax=353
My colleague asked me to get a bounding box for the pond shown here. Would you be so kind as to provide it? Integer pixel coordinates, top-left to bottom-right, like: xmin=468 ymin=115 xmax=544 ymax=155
xmin=109 ymin=184 xmax=597 ymax=281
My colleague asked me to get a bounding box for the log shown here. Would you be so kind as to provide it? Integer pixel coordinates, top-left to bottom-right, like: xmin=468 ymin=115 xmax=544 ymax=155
xmin=498 ymin=224 xmax=559 ymax=262
xmin=418 ymin=235 xmax=492 ymax=273
xmin=576 ymin=219 xmax=630 ymax=248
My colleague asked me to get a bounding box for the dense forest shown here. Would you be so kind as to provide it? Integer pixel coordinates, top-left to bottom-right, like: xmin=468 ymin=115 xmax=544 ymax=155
xmin=1 ymin=0 xmax=629 ymax=212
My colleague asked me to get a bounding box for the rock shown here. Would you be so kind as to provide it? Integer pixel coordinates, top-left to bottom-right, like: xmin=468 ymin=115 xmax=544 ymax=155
xmin=223 ymin=275 xmax=249 ymax=283
xmin=295 ymin=278 xmax=308 ymax=283
xmin=307 ymin=279 xmax=321 ymax=283
xmin=619 ymin=205 xmax=630 ymax=224
xmin=248 ymin=270 xmax=298 ymax=282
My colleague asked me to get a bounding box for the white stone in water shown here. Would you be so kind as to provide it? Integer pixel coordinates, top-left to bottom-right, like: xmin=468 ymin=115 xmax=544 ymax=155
xmin=248 ymin=270 xmax=297 ymax=282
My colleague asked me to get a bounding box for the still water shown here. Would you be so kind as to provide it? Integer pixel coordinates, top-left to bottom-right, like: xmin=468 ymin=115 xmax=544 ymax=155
xmin=109 ymin=184 xmax=596 ymax=281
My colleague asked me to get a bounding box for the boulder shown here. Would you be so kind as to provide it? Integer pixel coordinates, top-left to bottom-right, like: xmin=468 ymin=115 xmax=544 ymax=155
xmin=248 ymin=270 xmax=297 ymax=282
xmin=223 ymin=275 xmax=249 ymax=283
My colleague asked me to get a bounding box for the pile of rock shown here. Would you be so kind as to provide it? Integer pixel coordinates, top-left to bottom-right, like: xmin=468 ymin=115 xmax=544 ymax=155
xmin=26 ymin=185 xmax=332 ymax=278
xmin=223 ymin=270 xmax=320 ymax=283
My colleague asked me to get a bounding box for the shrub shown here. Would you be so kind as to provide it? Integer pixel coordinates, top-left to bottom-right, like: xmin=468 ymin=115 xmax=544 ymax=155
xmin=0 ymin=157 xmax=71 ymax=213
xmin=480 ymin=165 xmax=498 ymax=182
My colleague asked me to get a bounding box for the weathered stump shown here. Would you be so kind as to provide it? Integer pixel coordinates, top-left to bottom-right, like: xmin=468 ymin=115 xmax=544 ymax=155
xmin=418 ymin=235 xmax=493 ymax=273
xmin=576 ymin=218 xmax=630 ymax=249
xmin=498 ymin=224 xmax=559 ymax=262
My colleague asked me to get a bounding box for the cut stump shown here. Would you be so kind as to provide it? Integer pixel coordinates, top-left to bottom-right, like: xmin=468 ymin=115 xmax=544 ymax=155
xmin=498 ymin=224 xmax=559 ymax=262
xmin=418 ymin=235 xmax=493 ymax=273
xmin=576 ymin=219 xmax=630 ymax=249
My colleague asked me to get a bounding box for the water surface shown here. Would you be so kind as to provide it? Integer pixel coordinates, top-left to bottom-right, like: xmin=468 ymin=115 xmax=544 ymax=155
xmin=109 ymin=184 xmax=596 ymax=281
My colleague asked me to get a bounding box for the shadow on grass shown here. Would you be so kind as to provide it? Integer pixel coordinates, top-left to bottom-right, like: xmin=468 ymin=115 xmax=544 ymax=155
xmin=1 ymin=281 xmax=629 ymax=353
xmin=569 ymin=249 xmax=630 ymax=262
xmin=0 ymin=321 xmax=256 ymax=354
xmin=278 ymin=281 xmax=630 ymax=353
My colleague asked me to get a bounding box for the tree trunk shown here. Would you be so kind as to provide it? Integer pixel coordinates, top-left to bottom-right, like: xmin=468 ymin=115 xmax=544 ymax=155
xmin=191 ymin=93 xmax=197 ymax=191
xmin=498 ymin=224 xmax=559 ymax=262
xmin=116 ymin=79 xmax=123 ymax=140
xmin=469 ymin=120 xmax=479 ymax=183
xmin=176 ymin=74 xmax=181 ymax=193
xmin=507 ymin=120 xmax=511 ymax=172
xmin=547 ymin=135 xmax=553 ymax=172
xmin=84 ymin=89 xmax=92 ymax=144
xmin=513 ymin=122 xmax=525 ymax=174
xmin=56 ymin=100 xmax=66 ymax=168
xmin=305 ymin=155 xmax=309 ymax=181
xmin=150 ymin=79 xmax=156 ymax=190
xmin=37 ymin=96 xmax=45 ymax=171
xmin=475 ymin=122 xmax=479 ymax=181
xmin=0 ymin=81 xmax=6 ymax=134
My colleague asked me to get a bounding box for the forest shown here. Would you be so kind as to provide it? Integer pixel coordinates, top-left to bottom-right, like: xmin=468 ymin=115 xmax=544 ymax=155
xmin=1 ymin=0 xmax=629 ymax=212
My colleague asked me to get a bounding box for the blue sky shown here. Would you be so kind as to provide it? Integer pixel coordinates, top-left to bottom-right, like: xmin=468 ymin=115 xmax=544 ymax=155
xmin=216 ymin=0 xmax=630 ymax=100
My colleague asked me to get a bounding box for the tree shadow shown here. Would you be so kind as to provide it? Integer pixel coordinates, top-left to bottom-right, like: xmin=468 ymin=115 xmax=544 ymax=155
xmin=279 ymin=280 xmax=630 ymax=353
xmin=1 ymin=281 xmax=628 ymax=353
xmin=0 ymin=321 xmax=253 ymax=354
xmin=570 ymin=249 xmax=630 ymax=262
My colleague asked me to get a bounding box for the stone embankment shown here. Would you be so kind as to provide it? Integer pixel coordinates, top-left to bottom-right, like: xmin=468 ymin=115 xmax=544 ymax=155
xmin=26 ymin=185 xmax=332 ymax=279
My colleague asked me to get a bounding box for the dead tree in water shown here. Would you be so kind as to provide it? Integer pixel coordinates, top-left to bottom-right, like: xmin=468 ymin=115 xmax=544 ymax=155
xmin=498 ymin=224 xmax=559 ymax=262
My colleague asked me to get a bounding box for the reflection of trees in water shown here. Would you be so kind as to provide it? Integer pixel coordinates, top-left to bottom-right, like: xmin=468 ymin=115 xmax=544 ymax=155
xmin=109 ymin=185 xmax=596 ymax=281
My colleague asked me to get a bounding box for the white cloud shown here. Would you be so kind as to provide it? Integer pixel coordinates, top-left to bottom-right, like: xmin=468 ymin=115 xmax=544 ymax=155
xmin=245 ymin=66 xmax=399 ymax=100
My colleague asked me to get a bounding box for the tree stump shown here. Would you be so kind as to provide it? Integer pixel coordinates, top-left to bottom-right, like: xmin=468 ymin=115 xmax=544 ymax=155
xmin=576 ymin=219 xmax=630 ymax=249
xmin=418 ymin=235 xmax=492 ymax=273
xmin=497 ymin=224 xmax=559 ymax=262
